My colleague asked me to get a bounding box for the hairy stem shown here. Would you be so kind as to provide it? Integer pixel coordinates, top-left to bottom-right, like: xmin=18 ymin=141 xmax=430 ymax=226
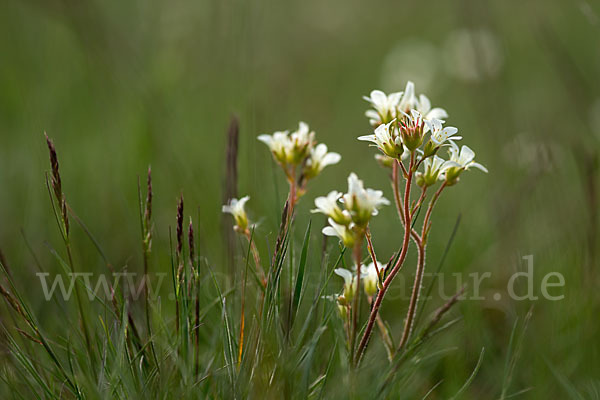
xmin=350 ymin=241 xmax=362 ymax=366
xmin=398 ymin=239 xmax=425 ymax=349
xmin=422 ymin=182 xmax=446 ymax=242
xmin=392 ymin=161 xmax=422 ymax=245
xmin=287 ymin=167 xmax=297 ymax=222
xmin=398 ymin=182 xmax=446 ymax=349
xmin=365 ymin=228 xmax=381 ymax=284
xmin=411 ymin=187 xmax=428 ymax=219
xmin=356 ymin=155 xmax=414 ymax=363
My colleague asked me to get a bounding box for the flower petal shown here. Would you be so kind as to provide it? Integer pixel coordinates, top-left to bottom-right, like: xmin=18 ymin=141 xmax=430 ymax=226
xmin=334 ymin=268 xmax=354 ymax=286
xmin=322 ymin=152 xmax=341 ymax=166
xmin=357 ymin=134 xmax=377 ymax=143
xmin=469 ymin=162 xmax=488 ymax=173
xmin=427 ymin=107 xmax=448 ymax=120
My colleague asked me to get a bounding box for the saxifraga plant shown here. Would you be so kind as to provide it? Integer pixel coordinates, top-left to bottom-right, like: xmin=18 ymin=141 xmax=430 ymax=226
xmin=234 ymin=81 xmax=487 ymax=370
xmin=0 ymin=80 xmax=486 ymax=398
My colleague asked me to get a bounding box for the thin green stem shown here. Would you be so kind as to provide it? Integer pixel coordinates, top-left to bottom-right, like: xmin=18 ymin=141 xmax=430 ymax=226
xmin=350 ymin=241 xmax=362 ymax=366
xmin=422 ymin=182 xmax=447 ymax=242
xmin=365 ymin=228 xmax=382 ymax=287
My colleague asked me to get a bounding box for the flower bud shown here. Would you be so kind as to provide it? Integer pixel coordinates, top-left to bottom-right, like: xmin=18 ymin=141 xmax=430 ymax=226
xmin=375 ymin=154 xmax=394 ymax=169
xmin=422 ymin=140 xmax=439 ymax=158
xmin=399 ymin=110 xmax=426 ymax=151
xmin=337 ymin=303 xmax=348 ymax=321
xmin=415 ymin=171 xmax=426 ymax=187
xmin=361 ymin=261 xmax=384 ymax=297
xmin=344 ymin=277 xmax=357 ymax=303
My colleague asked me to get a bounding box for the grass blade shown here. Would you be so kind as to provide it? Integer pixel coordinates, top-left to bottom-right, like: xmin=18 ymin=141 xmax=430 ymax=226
xmin=448 ymin=347 xmax=485 ymax=400
xmin=291 ymin=220 xmax=311 ymax=327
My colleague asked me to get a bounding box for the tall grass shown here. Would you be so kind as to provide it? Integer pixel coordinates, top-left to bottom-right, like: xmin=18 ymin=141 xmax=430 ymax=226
xmin=0 ymin=131 xmax=483 ymax=399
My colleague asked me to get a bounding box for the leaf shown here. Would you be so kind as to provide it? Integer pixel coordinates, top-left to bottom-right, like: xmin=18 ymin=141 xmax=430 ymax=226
xmin=317 ymin=340 xmax=338 ymax=400
xmin=448 ymin=347 xmax=485 ymax=400
xmin=545 ymin=359 xmax=585 ymax=400
xmin=207 ymin=265 xmax=236 ymax=387
xmin=291 ymin=220 xmax=311 ymax=326
xmin=501 ymin=308 xmax=533 ymax=399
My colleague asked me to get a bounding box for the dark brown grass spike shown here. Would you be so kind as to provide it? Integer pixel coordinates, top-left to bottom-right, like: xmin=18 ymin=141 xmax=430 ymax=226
xmin=44 ymin=132 xmax=62 ymax=201
xmin=188 ymin=218 xmax=195 ymax=268
xmin=176 ymin=195 xmax=184 ymax=258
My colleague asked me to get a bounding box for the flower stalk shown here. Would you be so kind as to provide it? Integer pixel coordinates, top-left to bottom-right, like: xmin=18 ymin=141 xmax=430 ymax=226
xmin=350 ymin=240 xmax=362 ymax=366
xmin=223 ymin=81 xmax=487 ymax=375
xmin=356 ymin=154 xmax=415 ymax=363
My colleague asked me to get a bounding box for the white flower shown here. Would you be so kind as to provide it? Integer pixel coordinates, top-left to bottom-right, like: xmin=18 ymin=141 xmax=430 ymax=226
xmin=417 ymin=94 xmax=448 ymax=121
xmin=322 ymin=218 xmax=356 ymax=247
xmin=257 ymin=131 xmax=292 ymax=165
xmin=448 ymin=143 xmax=487 ymax=171
xmin=342 ymin=173 xmax=390 ymax=225
xmin=358 ymin=120 xmax=404 ymax=159
xmin=445 ymin=143 xmax=488 ymax=184
xmin=422 ymin=118 xmax=461 ymax=157
xmin=257 ymin=122 xmax=315 ymax=166
xmin=425 ymin=118 xmax=461 ymax=147
xmin=360 ymin=261 xmax=385 ymax=297
xmin=304 ymin=143 xmax=341 ymax=178
xmin=397 ymin=81 xmax=448 ymax=122
xmin=364 ymin=90 xmax=402 ymax=126
xmin=334 ymin=268 xmax=357 ymax=303
xmin=416 ymin=155 xmax=459 ymax=187
xmin=222 ymin=196 xmax=251 ymax=231
xmin=318 ymin=174 xmax=389 ymax=245
xmin=397 ymin=81 xmax=418 ymax=114
xmin=312 ymin=191 xmax=351 ymax=224
xmin=289 ymin=121 xmax=315 ymax=163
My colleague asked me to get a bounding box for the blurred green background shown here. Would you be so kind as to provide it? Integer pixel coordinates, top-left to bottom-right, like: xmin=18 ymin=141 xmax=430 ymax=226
xmin=1 ymin=0 xmax=599 ymax=397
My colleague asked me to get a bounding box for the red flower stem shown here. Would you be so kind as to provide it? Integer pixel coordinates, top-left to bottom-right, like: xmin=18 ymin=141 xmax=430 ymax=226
xmin=356 ymin=154 xmax=414 ymax=363
xmin=398 ymin=181 xmax=446 ymax=350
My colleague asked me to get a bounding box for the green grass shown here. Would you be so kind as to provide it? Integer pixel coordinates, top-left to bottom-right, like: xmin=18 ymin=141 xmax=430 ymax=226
xmin=1 ymin=0 xmax=600 ymax=398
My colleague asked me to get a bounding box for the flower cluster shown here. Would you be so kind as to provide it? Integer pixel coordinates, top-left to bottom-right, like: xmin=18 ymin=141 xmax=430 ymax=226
xmin=313 ymin=173 xmax=389 ymax=247
xmin=224 ymin=122 xmax=342 ymax=245
xmin=220 ymin=80 xmax=488 ymax=366
xmin=362 ymin=81 xmax=487 ymax=186
xmin=324 ymin=80 xmax=488 ymax=363
xmin=364 ymin=81 xmax=448 ymax=127
xmin=258 ymin=122 xmax=340 ymax=183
